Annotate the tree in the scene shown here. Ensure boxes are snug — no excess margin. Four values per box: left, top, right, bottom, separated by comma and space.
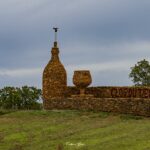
0, 86, 42, 110
129, 59, 150, 86
0, 87, 17, 109
20, 86, 41, 109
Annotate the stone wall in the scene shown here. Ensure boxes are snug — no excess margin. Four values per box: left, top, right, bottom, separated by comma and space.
67, 86, 150, 98
43, 86, 150, 116
44, 97, 150, 117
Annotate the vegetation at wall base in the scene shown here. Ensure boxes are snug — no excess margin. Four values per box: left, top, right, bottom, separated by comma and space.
0, 110, 150, 150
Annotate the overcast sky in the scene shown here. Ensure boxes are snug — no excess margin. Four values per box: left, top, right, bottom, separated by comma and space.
0, 0, 150, 88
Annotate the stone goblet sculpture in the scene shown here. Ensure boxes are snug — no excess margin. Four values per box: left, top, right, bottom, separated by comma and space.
72, 70, 93, 97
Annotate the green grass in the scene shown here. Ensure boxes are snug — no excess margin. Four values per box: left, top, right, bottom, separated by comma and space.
0, 110, 150, 150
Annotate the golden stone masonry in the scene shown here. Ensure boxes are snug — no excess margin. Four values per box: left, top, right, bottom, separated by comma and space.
42, 28, 150, 116
42, 28, 67, 108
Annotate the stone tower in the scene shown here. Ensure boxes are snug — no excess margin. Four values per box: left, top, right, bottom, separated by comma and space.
42, 28, 67, 108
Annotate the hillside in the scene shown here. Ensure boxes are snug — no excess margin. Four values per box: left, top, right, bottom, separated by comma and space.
0, 110, 150, 150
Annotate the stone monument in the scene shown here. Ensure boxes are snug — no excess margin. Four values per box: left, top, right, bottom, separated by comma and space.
42, 28, 67, 108
72, 70, 93, 98
42, 28, 150, 117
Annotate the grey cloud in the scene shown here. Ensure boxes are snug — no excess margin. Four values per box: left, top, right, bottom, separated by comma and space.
0, 0, 150, 87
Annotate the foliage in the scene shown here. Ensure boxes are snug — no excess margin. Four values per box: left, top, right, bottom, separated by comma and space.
129, 59, 150, 86
120, 114, 143, 120
0, 86, 42, 110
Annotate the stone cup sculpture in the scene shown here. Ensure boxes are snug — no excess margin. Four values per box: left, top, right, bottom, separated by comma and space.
73, 70, 92, 97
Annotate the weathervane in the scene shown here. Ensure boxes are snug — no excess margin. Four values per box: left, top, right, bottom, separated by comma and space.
53, 27, 58, 42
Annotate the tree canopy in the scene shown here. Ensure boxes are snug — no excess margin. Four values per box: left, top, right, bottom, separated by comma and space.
129, 59, 150, 86
0, 86, 42, 110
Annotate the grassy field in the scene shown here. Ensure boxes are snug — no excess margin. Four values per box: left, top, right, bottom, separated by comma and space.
0, 110, 150, 150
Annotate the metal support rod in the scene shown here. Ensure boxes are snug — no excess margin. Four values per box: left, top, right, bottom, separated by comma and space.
53, 27, 58, 42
